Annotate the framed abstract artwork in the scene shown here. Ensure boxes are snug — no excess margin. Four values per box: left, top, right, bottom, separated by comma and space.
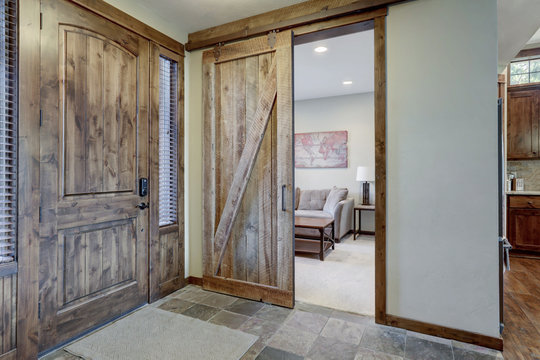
295, 131, 348, 168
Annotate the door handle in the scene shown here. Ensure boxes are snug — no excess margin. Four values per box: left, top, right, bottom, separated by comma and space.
282, 185, 286, 211
136, 202, 149, 210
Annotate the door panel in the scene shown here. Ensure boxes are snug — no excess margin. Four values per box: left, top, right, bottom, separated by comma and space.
202, 32, 294, 307
507, 89, 539, 159
62, 28, 137, 195
58, 219, 136, 306
508, 208, 540, 252
39, 0, 149, 350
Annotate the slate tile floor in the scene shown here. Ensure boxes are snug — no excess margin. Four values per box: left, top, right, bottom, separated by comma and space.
42, 285, 504, 360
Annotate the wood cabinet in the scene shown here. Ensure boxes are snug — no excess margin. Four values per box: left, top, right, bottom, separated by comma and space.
507, 86, 540, 159
507, 195, 540, 252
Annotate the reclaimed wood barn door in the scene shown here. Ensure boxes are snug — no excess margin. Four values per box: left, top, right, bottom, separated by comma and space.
39, 0, 150, 349
202, 31, 294, 307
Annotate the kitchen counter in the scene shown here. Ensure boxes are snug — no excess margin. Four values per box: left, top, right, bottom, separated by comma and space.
507, 191, 540, 196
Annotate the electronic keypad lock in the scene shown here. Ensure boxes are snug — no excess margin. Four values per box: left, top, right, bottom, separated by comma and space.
139, 178, 148, 197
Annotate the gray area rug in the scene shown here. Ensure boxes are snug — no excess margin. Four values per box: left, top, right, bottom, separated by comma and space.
65, 306, 258, 360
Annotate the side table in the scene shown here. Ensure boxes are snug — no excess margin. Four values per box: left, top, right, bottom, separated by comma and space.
354, 204, 375, 240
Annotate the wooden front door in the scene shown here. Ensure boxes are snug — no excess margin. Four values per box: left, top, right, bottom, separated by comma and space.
39, 0, 150, 350
202, 32, 294, 307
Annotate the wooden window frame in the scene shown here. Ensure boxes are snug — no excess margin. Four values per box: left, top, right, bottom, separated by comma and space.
508, 57, 540, 87
149, 43, 185, 302
157, 53, 180, 228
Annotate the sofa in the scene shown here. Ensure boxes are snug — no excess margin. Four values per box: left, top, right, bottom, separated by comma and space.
294, 187, 354, 241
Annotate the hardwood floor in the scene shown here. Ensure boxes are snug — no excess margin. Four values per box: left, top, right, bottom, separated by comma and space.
503, 255, 540, 359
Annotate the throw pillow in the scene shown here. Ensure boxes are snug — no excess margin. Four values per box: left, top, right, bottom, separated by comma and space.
323, 187, 348, 214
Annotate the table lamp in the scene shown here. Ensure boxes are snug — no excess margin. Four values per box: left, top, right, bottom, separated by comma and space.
356, 166, 374, 205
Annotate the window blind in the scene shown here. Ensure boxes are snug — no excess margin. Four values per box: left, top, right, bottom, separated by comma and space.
158, 56, 178, 227
0, 0, 17, 263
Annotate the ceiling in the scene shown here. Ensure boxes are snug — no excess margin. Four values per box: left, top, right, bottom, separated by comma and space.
294, 30, 374, 101
498, 0, 540, 71
125, 0, 306, 35
527, 28, 540, 44
524, 27, 540, 48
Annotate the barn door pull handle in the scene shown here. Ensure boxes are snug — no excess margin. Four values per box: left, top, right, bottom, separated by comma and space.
282, 185, 286, 211
136, 202, 149, 210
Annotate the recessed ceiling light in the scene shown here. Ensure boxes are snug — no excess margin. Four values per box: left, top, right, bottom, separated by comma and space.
342, 80, 353, 85
314, 46, 327, 53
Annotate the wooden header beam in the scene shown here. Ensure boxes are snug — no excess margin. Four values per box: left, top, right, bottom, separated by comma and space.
186, 0, 402, 51
69, 0, 184, 55
516, 47, 540, 58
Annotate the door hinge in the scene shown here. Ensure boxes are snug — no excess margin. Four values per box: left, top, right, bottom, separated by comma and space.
39, 109, 42, 127
267, 30, 277, 49
40, 13, 43, 30
499, 322, 504, 334
39, 206, 42, 222
38, 301, 41, 319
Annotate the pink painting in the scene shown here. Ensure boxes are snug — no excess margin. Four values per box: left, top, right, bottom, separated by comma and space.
295, 131, 348, 168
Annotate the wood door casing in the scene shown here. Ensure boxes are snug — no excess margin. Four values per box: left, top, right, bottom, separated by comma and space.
39, 0, 149, 350
507, 88, 540, 159
202, 32, 294, 307
149, 44, 185, 302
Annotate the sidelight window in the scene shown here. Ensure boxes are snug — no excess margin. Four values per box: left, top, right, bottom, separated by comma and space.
0, 0, 17, 265
158, 56, 178, 227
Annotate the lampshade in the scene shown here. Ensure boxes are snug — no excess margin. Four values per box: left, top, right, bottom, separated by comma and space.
356, 166, 375, 182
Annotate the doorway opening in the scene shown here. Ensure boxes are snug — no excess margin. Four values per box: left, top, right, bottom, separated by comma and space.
293, 23, 376, 316
500, 27, 540, 357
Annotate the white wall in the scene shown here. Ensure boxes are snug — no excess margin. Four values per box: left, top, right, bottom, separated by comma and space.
295, 93, 375, 231
103, 0, 188, 43
387, 0, 499, 337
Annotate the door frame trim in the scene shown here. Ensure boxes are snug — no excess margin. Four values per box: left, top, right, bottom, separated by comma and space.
18, 0, 41, 358
290, 9, 388, 328
67, 0, 183, 55
373, 15, 387, 325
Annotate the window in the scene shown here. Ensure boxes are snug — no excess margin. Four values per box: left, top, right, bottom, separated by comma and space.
0, 0, 17, 264
510, 58, 540, 85
158, 56, 178, 227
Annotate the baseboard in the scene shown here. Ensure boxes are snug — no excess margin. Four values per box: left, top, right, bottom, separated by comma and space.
185, 276, 203, 286
385, 315, 503, 351
509, 250, 540, 259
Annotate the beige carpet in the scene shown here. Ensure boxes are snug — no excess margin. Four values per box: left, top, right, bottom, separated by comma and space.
65, 306, 258, 360
295, 234, 374, 316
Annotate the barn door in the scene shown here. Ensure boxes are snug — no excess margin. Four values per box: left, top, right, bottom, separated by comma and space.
202, 31, 294, 307
39, 0, 150, 350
